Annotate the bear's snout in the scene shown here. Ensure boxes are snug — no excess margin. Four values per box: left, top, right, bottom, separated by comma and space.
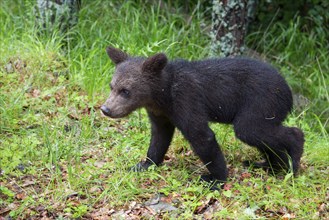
100, 105, 111, 117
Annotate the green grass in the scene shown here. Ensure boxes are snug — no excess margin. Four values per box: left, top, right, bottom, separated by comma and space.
0, 0, 328, 219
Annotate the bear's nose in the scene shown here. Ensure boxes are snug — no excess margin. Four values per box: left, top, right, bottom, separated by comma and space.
100, 105, 111, 117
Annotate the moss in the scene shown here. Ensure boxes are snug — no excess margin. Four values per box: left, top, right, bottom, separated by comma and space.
210, 0, 248, 57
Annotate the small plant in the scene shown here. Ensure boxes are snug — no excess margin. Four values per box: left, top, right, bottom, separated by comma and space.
64, 203, 89, 219
0, 0, 328, 219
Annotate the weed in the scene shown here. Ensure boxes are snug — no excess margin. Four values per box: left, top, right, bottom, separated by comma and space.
0, 0, 328, 219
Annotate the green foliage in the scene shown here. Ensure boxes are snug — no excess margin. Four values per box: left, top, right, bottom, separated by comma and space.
247, 13, 329, 130
0, 186, 15, 204
0, 0, 328, 219
64, 203, 89, 218
253, 0, 329, 34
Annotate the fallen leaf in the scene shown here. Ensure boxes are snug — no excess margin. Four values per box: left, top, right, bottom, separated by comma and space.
81, 106, 92, 115
282, 213, 296, 219
90, 206, 114, 219
31, 89, 41, 98
240, 172, 251, 180
4, 62, 14, 73
0, 208, 11, 216
16, 192, 26, 200
89, 186, 102, 194
129, 201, 137, 209
21, 180, 35, 187
65, 192, 79, 200
68, 107, 80, 120
145, 193, 177, 213
223, 183, 232, 190
14, 58, 26, 70
94, 161, 106, 168
278, 206, 288, 215
194, 198, 217, 214
318, 203, 327, 216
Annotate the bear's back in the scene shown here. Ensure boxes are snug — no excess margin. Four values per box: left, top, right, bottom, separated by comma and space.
165, 57, 292, 123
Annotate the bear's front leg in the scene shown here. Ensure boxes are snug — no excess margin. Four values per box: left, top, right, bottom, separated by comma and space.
131, 112, 175, 172
179, 123, 228, 184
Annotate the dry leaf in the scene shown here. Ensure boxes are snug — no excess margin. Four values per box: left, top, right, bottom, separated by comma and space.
15, 192, 26, 200
282, 213, 296, 219
240, 172, 251, 180
31, 89, 41, 98
223, 183, 232, 190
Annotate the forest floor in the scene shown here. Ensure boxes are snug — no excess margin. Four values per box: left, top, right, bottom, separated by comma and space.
1, 1, 328, 219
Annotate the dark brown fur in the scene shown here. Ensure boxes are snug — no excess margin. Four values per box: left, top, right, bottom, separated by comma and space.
101, 47, 304, 185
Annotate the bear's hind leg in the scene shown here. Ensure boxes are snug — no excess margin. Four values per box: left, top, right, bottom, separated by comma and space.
234, 121, 304, 174
277, 126, 304, 173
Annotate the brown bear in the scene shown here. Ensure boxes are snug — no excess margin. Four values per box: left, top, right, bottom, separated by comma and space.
101, 46, 304, 187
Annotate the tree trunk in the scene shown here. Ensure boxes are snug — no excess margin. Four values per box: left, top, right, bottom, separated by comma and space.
36, 0, 81, 35
211, 0, 255, 57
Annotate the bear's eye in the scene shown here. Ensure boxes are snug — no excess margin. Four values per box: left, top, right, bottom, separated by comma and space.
119, 88, 130, 98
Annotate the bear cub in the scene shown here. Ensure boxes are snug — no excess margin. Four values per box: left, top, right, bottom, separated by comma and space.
101, 46, 304, 185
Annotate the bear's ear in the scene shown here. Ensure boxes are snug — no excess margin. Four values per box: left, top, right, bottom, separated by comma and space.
106, 46, 128, 65
142, 53, 167, 74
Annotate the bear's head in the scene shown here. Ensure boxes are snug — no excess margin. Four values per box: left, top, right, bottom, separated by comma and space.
101, 46, 168, 118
